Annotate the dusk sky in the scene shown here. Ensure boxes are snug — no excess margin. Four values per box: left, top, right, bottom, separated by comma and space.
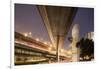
15, 4, 94, 49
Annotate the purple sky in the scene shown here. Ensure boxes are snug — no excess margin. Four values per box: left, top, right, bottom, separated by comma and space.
15, 4, 94, 49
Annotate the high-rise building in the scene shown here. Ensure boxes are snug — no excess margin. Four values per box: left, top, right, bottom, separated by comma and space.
86, 32, 94, 40
72, 24, 80, 62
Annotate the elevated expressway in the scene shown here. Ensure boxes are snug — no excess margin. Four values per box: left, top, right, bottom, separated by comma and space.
15, 32, 71, 65
37, 5, 77, 62
15, 5, 77, 65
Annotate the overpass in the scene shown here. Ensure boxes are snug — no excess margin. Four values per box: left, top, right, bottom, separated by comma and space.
15, 5, 77, 65
15, 32, 71, 65
37, 5, 77, 62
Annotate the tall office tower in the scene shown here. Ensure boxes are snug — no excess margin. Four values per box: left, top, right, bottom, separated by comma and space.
72, 24, 80, 62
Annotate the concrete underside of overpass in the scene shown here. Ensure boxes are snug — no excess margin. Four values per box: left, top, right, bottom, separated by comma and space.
37, 5, 77, 62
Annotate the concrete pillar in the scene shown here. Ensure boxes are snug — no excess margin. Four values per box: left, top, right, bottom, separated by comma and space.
56, 35, 64, 62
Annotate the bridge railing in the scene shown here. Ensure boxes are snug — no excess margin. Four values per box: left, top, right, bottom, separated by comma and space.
15, 39, 49, 52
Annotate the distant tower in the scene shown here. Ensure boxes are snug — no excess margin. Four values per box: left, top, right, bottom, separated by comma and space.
86, 32, 94, 40
72, 24, 80, 62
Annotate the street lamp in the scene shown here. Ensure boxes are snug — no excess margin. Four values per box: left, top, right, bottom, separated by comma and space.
44, 41, 47, 45
61, 49, 64, 53
36, 38, 39, 41
67, 50, 72, 55
80, 57, 83, 60
24, 33, 28, 37
85, 55, 89, 60
48, 47, 52, 52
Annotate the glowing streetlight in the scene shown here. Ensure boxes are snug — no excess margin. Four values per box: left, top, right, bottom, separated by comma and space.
44, 42, 47, 45
85, 55, 89, 60
80, 57, 83, 60
23, 32, 32, 37
36, 38, 39, 41
48, 47, 52, 52
24, 33, 28, 37
50, 44, 52, 47
61, 49, 64, 53
67, 50, 72, 55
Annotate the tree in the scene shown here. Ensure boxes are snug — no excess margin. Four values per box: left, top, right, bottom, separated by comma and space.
76, 38, 94, 61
